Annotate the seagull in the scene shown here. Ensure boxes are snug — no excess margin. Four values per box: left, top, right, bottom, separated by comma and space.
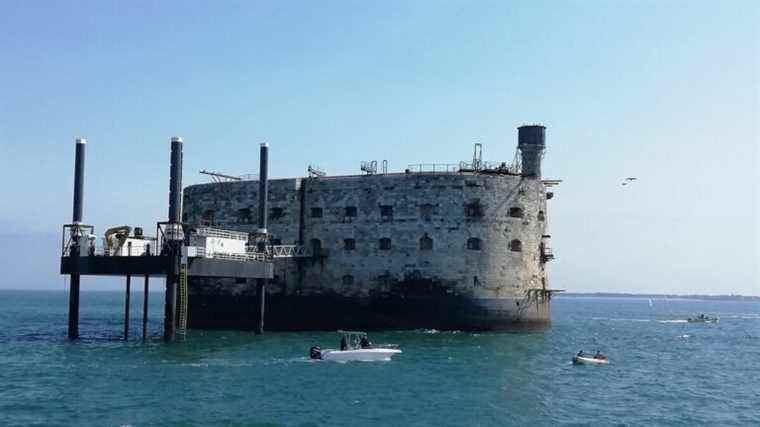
621, 177, 637, 186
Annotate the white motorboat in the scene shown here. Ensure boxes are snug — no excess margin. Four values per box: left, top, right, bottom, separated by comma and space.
320, 348, 402, 362
572, 352, 609, 365
310, 331, 402, 362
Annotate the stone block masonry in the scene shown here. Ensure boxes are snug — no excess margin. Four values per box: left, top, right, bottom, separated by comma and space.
182, 170, 551, 331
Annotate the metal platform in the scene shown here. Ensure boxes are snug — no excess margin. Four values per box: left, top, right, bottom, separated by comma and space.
60, 255, 273, 278
60, 137, 278, 342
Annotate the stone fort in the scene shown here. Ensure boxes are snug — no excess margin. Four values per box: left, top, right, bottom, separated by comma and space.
182, 125, 557, 331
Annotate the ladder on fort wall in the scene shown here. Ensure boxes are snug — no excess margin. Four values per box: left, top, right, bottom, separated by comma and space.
177, 263, 188, 338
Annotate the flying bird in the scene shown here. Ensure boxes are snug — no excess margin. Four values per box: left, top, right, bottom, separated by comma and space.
621, 177, 637, 186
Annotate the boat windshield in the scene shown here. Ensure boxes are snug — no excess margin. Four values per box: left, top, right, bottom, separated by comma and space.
337, 330, 368, 350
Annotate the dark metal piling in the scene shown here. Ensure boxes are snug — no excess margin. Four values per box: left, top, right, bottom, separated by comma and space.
257, 143, 269, 236
124, 243, 132, 340
124, 275, 131, 340
168, 137, 183, 225
255, 143, 269, 335
143, 275, 149, 340
164, 136, 183, 342
68, 137, 86, 340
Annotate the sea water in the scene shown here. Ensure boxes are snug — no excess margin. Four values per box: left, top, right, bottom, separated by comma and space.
0, 291, 758, 426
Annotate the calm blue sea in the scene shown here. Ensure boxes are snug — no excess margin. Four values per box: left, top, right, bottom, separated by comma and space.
0, 290, 758, 426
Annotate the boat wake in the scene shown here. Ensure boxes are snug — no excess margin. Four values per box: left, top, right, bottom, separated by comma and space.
720, 314, 760, 320
658, 320, 688, 324
591, 317, 651, 322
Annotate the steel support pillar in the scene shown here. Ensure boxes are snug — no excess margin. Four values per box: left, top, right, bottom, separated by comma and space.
142, 275, 149, 340
124, 275, 131, 340
68, 137, 86, 340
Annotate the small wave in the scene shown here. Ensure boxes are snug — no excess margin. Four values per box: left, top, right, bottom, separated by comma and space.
376, 343, 400, 349
291, 357, 319, 363
725, 313, 760, 319
184, 363, 208, 368
591, 317, 651, 322
417, 329, 461, 334
719, 315, 760, 320
315, 358, 393, 364
678, 334, 691, 339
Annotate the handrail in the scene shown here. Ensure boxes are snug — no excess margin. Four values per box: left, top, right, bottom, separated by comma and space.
204, 251, 269, 262
264, 245, 308, 258
60, 224, 95, 257
193, 227, 248, 241
406, 163, 460, 173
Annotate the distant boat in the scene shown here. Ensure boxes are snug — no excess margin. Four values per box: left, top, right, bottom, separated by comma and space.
572, 351, 609, 365
687, 314, 719, 324
648, 298, 653, 308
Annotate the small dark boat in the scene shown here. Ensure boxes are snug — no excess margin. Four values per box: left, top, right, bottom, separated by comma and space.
687, 314, 719, 324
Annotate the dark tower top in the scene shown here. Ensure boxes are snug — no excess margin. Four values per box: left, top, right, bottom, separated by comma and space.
517, 125, 546, 179
72, 138, 86, 223
168, 137, 183, 224
257, 143, 269, 235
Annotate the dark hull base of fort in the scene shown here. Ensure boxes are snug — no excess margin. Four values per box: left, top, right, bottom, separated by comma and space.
188, 294, 551, 332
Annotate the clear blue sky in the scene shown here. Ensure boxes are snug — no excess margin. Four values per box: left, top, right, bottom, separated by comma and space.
0, 1, 757, 294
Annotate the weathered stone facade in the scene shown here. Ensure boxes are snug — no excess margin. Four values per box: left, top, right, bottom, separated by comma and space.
183, 169, 553, 331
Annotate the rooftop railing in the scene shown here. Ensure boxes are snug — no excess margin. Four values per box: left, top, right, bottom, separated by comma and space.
406, 163, 461, 173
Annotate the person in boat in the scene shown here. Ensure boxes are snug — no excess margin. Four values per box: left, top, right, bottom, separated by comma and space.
577, 350, 584, 357
594, 350, 606, 360
360, 336, 372, 349
340, 336, 348, 351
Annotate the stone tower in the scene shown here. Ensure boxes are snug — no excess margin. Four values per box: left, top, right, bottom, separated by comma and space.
517, 125, 546, 178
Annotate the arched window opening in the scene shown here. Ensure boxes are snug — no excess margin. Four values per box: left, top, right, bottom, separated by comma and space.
465, 199, 483, 218
270, 207, 285, 220
509, 207, 524, 218
419, 203, 434, 222
379, 238, 392, 250
311, 207, 323, 218
380, 205, 393, 221
345, 206, 357, 217
509, 239, 522, 252
310, 238, 322, 256
419, 234, 433, 251
467, 237, 482, 250
202, 209, 216, 226
237, 207, 252, 224
344, 238, 356, 250
538, 210, 545, 221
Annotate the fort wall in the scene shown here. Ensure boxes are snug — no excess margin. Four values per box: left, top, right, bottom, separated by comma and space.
183, 171, 550, 329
